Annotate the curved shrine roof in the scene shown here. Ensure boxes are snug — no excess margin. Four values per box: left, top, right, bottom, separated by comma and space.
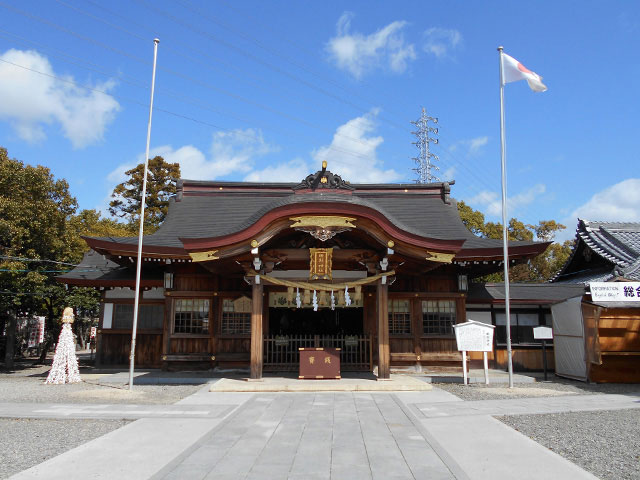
85, 171, 545, 260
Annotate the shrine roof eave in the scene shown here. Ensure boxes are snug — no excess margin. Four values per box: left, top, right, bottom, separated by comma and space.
56, 277, 162, 288
455, 242, 551, 261
177, 202, 465, 253
82, 236, 189, 258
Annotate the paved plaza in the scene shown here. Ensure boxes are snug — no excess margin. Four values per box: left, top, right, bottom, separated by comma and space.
6, 375, 639, 479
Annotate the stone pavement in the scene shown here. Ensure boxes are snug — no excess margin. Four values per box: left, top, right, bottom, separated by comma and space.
9, 381, 640, 479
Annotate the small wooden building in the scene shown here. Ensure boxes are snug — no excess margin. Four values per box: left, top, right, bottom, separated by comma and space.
59, 165, 549, 379
552, 219, 640, 383
466, 283, 585, 371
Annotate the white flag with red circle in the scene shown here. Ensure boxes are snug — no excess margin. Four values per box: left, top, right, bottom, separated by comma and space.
501, 53, 547, 92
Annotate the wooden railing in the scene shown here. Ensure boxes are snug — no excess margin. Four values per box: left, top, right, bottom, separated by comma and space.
264, 334, 372, 371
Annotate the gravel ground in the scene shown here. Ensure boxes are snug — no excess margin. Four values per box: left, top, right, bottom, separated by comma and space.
434, 377, 640, 401
0, 365, 203, 404
499, 410, 640, 480
0, 418, 130, 479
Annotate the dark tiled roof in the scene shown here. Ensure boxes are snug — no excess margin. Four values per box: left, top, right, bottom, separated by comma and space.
89, 178, 539, 253
56, 250, 161, 286
553, 219, 640, 283
468, 282, 585, 303
577, 220, 640, 267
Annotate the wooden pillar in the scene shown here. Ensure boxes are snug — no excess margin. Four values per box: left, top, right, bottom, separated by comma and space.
377, 280, 390, 379
250, 280, 264, 380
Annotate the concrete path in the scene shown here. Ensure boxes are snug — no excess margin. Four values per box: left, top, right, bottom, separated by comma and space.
10, 383, 639, 479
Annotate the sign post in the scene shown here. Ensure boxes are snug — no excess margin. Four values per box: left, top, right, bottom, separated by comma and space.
533, 326, 553, 381
453, 320, 495, 385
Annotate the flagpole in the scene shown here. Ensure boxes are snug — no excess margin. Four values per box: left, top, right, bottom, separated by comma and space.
498, 46, 514, 388
129, 38, 160, 390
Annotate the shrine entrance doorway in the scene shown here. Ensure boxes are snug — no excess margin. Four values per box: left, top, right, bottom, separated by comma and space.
264, 306, 371, 371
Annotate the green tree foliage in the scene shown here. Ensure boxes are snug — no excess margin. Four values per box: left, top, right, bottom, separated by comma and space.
0, 148, 112, 365
0, 148, 81, 365
68, 209, 136, 259
456, 200, 573, 282
109, 156, 181, 232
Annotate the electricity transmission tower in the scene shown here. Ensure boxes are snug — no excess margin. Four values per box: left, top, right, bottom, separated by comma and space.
411, 107, 440, 183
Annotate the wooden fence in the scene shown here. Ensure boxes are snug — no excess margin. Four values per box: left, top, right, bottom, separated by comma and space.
264, 334, 372, 371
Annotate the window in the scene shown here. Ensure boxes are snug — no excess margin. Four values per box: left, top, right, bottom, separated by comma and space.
422, 300, 456, 336
173, 299, 209, 334
112, 304, 163, 329
388, 299, 411, 335
221, 297, 251, 335
495, 311, 545, 345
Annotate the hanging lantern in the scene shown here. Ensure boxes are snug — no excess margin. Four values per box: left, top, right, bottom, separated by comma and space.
330, 290, 335, 310
345, 286, 352, 306
312, 290, 318, 311
296, 287, 302, 308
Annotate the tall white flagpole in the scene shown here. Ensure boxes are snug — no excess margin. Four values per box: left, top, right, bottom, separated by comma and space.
498, 46, 514, 388
129, 38, 160, 390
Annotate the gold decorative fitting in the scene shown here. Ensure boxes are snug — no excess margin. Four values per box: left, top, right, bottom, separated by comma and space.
425, 251, 455, 263
189, 250, 219, 262
250, 239, 259, 248
162, 355, 167, 360
320, 176, 328, 184
322, 160, 327, 169
309, 248, 333, 280
290, 216, 356, 242
211, 356, 216, 361
290, 216, 357, 229
387, 240, 395, 248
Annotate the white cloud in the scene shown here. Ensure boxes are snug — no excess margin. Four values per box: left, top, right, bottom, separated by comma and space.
566, 178, 640, 225
423, 27, 463, 58
102, 113, 398, 217
470, 184, 546, 217
0, 49, 119, 148
442, 166, 456, 182
450, 136, 489, 156
244, 158, 310, 183
313, 110, 400, 183
326, 12, 416, 79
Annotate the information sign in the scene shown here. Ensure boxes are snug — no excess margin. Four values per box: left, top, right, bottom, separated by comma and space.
453, 320, 495, 352
533, 326, 553, 340
590, 282, 640, 302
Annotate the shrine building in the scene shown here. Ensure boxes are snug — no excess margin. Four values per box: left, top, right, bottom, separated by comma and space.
59, 163, 550, 379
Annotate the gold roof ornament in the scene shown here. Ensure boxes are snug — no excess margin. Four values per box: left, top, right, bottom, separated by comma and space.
425, 251, 455, 263
189, 250, 219, 262
290, 216, 356, 242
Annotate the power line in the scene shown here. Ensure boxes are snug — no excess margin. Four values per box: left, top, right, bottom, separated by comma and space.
0, 1, 379, 154
0, 255, 81, 266
0, 56, 376, 165
0, 1, 547, 212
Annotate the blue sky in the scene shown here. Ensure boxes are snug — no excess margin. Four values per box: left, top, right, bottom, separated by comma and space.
1, 0, 639, 242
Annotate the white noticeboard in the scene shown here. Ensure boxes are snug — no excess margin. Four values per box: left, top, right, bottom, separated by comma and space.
453, 320, 495, 352
453, 320, 495, 386
533, 326, 553, 340
590, 282, 640, 302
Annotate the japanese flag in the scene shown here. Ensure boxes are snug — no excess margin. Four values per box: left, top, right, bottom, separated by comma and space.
501, 53, 547, 92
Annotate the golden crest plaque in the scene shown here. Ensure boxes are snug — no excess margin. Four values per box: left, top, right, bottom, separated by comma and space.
309, 248, 333, 280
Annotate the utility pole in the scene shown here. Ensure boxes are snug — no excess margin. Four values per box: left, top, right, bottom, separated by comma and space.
411, 107, 440, 183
